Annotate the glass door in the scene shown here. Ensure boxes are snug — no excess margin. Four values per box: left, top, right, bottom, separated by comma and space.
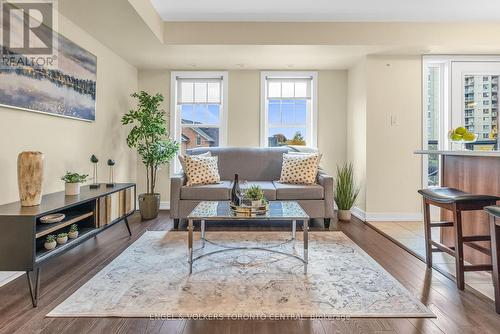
451, 62, 500, 151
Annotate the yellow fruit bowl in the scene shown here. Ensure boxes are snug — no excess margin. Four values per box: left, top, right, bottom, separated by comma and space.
448, 127, 478, 143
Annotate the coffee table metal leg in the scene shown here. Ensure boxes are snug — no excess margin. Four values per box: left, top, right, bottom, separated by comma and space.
201, 219, 206, 247
304, 219, 309, 274
188, 219, 193, 274
292, 220, 296, 240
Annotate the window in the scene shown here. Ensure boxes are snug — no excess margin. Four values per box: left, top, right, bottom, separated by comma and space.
260, 72, 317, 147
460, 73, 498, 147
170, 72, 228, 173
424, 64, 442, 186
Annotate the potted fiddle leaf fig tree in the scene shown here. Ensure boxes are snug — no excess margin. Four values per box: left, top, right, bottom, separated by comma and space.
122, 91, 179, 220
334, 163, 360, 221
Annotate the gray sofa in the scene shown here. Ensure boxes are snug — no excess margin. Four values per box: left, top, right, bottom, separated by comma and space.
170, 147, 334, 229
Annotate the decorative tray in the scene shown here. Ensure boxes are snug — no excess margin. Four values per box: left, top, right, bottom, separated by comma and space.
230, 202, 269, 216
39, 213, 65, 224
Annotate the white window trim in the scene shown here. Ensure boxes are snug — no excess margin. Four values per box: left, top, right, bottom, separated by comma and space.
421, 58, 448, 188
260, 71, 318, 148
170, 71, 229, 175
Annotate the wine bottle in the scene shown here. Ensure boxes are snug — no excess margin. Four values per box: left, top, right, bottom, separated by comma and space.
231, 173, 241, 205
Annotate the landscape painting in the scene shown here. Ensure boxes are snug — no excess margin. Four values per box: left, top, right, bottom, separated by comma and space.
0, 25, 97, 121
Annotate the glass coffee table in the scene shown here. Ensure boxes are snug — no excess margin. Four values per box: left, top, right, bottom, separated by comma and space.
186, 201, 310, 274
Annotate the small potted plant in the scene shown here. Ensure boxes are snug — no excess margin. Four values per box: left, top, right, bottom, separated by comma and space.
56, 232, 68, 245
44, 235, 57, 250
68, 224, 79, 239
61, 172, 88, 195
245, 185, 265, 207
334, 163, 360, 221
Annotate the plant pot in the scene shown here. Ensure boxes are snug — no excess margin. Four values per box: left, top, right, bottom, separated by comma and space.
57, 236, 68, 245
338, 209, 352, 221
139, 193, 160, 220
65, 182, 80, 196
44, 241, 56, 250
251, 200, 263, 207
68, 231, 79, 239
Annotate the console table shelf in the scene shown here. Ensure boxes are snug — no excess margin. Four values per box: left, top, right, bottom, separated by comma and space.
35, 211, 94, 238
36, 227, 96, 262
0, 183, 136, 307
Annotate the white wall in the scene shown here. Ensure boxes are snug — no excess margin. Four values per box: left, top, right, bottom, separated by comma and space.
347, 60, 367, 212
0, 14, 138, 206
0, 12, 138, 287
348, 55, 423, 221
137, 69, 348, 204
365, 56, 422, 219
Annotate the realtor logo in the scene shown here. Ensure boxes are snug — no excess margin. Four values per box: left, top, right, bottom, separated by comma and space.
1, 0, 57, 67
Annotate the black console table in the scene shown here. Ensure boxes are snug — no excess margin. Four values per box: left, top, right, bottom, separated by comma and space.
0, 183, 136, 307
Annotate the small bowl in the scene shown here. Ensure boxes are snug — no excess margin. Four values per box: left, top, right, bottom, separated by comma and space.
40, 213, 65, 224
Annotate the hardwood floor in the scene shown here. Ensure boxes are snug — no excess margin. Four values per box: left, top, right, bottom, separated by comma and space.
0, 211, 499, 333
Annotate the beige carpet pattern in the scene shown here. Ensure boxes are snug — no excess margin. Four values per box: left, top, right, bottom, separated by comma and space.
48, 231, 434, 318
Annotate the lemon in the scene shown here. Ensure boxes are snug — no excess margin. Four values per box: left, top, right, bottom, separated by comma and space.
451, 133, 463, 141
454, 127, 467, 135
463, 132, 475, 141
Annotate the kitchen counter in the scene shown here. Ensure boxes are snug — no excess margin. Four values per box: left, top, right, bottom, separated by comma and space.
415, 150, 500, 265
415, 149, 500, 157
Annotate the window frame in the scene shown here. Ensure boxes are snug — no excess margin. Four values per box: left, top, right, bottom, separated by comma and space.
260, 71, 318, 148
170, 71, 228, 174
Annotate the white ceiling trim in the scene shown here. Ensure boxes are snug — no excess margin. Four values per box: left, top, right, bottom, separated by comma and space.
150, 0, 500, 22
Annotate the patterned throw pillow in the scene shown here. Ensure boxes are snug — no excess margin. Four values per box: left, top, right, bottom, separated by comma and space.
178, 151, 211, 172
279, 153, 319, 185
184, 155, 221, 186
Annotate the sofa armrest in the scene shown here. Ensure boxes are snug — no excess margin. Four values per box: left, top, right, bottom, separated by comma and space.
317, 169, 335, 218
170, 173, 186, 219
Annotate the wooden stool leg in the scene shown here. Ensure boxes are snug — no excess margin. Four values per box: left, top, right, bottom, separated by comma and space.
490, 215, 500, 314
453, 207, 465, 290
423, 200, 433, 269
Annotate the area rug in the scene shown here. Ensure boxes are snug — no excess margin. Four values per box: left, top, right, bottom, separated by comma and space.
47, 231, 434, 318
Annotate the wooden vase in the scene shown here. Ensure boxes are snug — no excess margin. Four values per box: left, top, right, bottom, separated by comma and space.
17, 151, 44, 206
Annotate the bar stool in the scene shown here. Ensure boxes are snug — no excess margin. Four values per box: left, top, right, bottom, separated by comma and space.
485, 206, 500, 314
418, 187, 499, 290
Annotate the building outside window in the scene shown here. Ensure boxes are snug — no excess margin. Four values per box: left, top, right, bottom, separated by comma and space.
463, 74, 498, 148
424, 65, 441, 186
170, 72, 228, 173
260, 72, 317, 147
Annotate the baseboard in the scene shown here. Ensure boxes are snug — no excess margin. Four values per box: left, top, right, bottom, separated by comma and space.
351, 206, 366, 221
159, 201, 170, 210
350, 207, 422, 222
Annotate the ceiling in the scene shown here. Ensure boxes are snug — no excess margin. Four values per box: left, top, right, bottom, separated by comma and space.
58, 0, 500, 70
132, 45, 401, 70
150, 0, 500, 22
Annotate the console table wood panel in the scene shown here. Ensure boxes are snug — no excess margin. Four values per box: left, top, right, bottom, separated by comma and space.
0, 183, 136, 307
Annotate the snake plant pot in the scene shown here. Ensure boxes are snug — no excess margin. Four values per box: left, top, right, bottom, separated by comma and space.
44, 241, 56, 250
139, 193, 160, 220
65, 182, 80, 196
338, 209, 352, 221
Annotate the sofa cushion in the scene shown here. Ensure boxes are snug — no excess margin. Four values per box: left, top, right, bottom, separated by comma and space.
181, 181, 232, 200
178, 151, 211, 172
279, 153, 320, 185
273, 181, 324, 200
184, 155, 221, 186
241, 181, 277, 200
187, 147, 289, 181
